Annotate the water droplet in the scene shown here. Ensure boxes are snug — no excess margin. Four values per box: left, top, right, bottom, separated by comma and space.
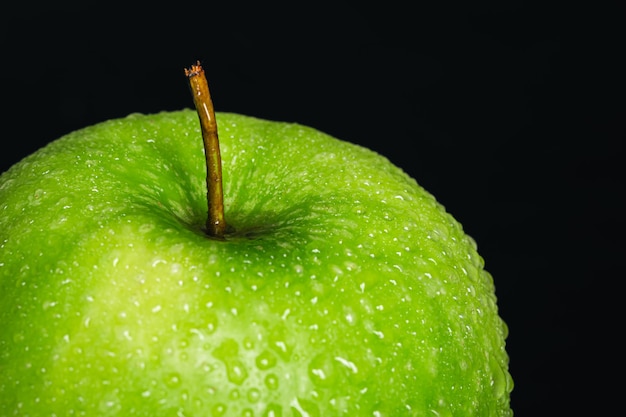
164, 372, 182, 388
241, 408, 254, 417
429, 404, 453, 417
290, 397, 320, 417
334, 356, 358, 374
262, 403, 282, 417
308, 354, 336, 387
265, 374, 279, 390
139, 223, 155, 233
180, 389, 190, 402
255, 351, 277, 370
490, 356, 512, 399
268, 326, 292, 361
227, 361, 247, 385
213, 339, 248, 385
212, 403, 227, 416
243, 337, 254, 350
247, 388, 261, 403
205, 313, 218, 334
229, 388, 240, 400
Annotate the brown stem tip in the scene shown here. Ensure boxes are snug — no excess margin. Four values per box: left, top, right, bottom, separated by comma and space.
185, 61, 227, 238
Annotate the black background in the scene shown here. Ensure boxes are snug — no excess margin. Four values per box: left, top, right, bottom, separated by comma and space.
1, 2, 624, 415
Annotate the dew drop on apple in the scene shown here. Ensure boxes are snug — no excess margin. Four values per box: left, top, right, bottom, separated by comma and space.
205, 385, 217, 396
164, 372, 182, 388
264, 373, 279, 390
269, 339, 291, 361
255, 350, 277, 370
213, 339, 248, 385
193, 398, 204, 409
211, 403, 227, 416
225, 360, 248, 385
263, 403, 282, 416
228, 388, 240, 400
429, 404, 453, 417
290, 397, 320, 417
243, 337, 254, 350
204, 312, 218, 334
247, 387, 261, 403
138, 223, 155, 234
490, 356, 511, 400
308, 353, 337, 387
199, 361, 214, 374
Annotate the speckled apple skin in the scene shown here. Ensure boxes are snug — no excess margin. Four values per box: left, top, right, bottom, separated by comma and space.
0, 111, 513, 416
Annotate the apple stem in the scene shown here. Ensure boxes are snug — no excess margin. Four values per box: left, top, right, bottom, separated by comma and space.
185, 61, 227, 238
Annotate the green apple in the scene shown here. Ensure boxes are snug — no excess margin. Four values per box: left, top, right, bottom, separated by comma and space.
0, 70, 513, 416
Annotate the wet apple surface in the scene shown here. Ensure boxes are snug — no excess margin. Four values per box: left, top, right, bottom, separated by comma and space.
0, 110, 513, 416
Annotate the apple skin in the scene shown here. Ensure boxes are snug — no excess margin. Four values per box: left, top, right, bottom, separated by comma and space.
0, 110, 513, 416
